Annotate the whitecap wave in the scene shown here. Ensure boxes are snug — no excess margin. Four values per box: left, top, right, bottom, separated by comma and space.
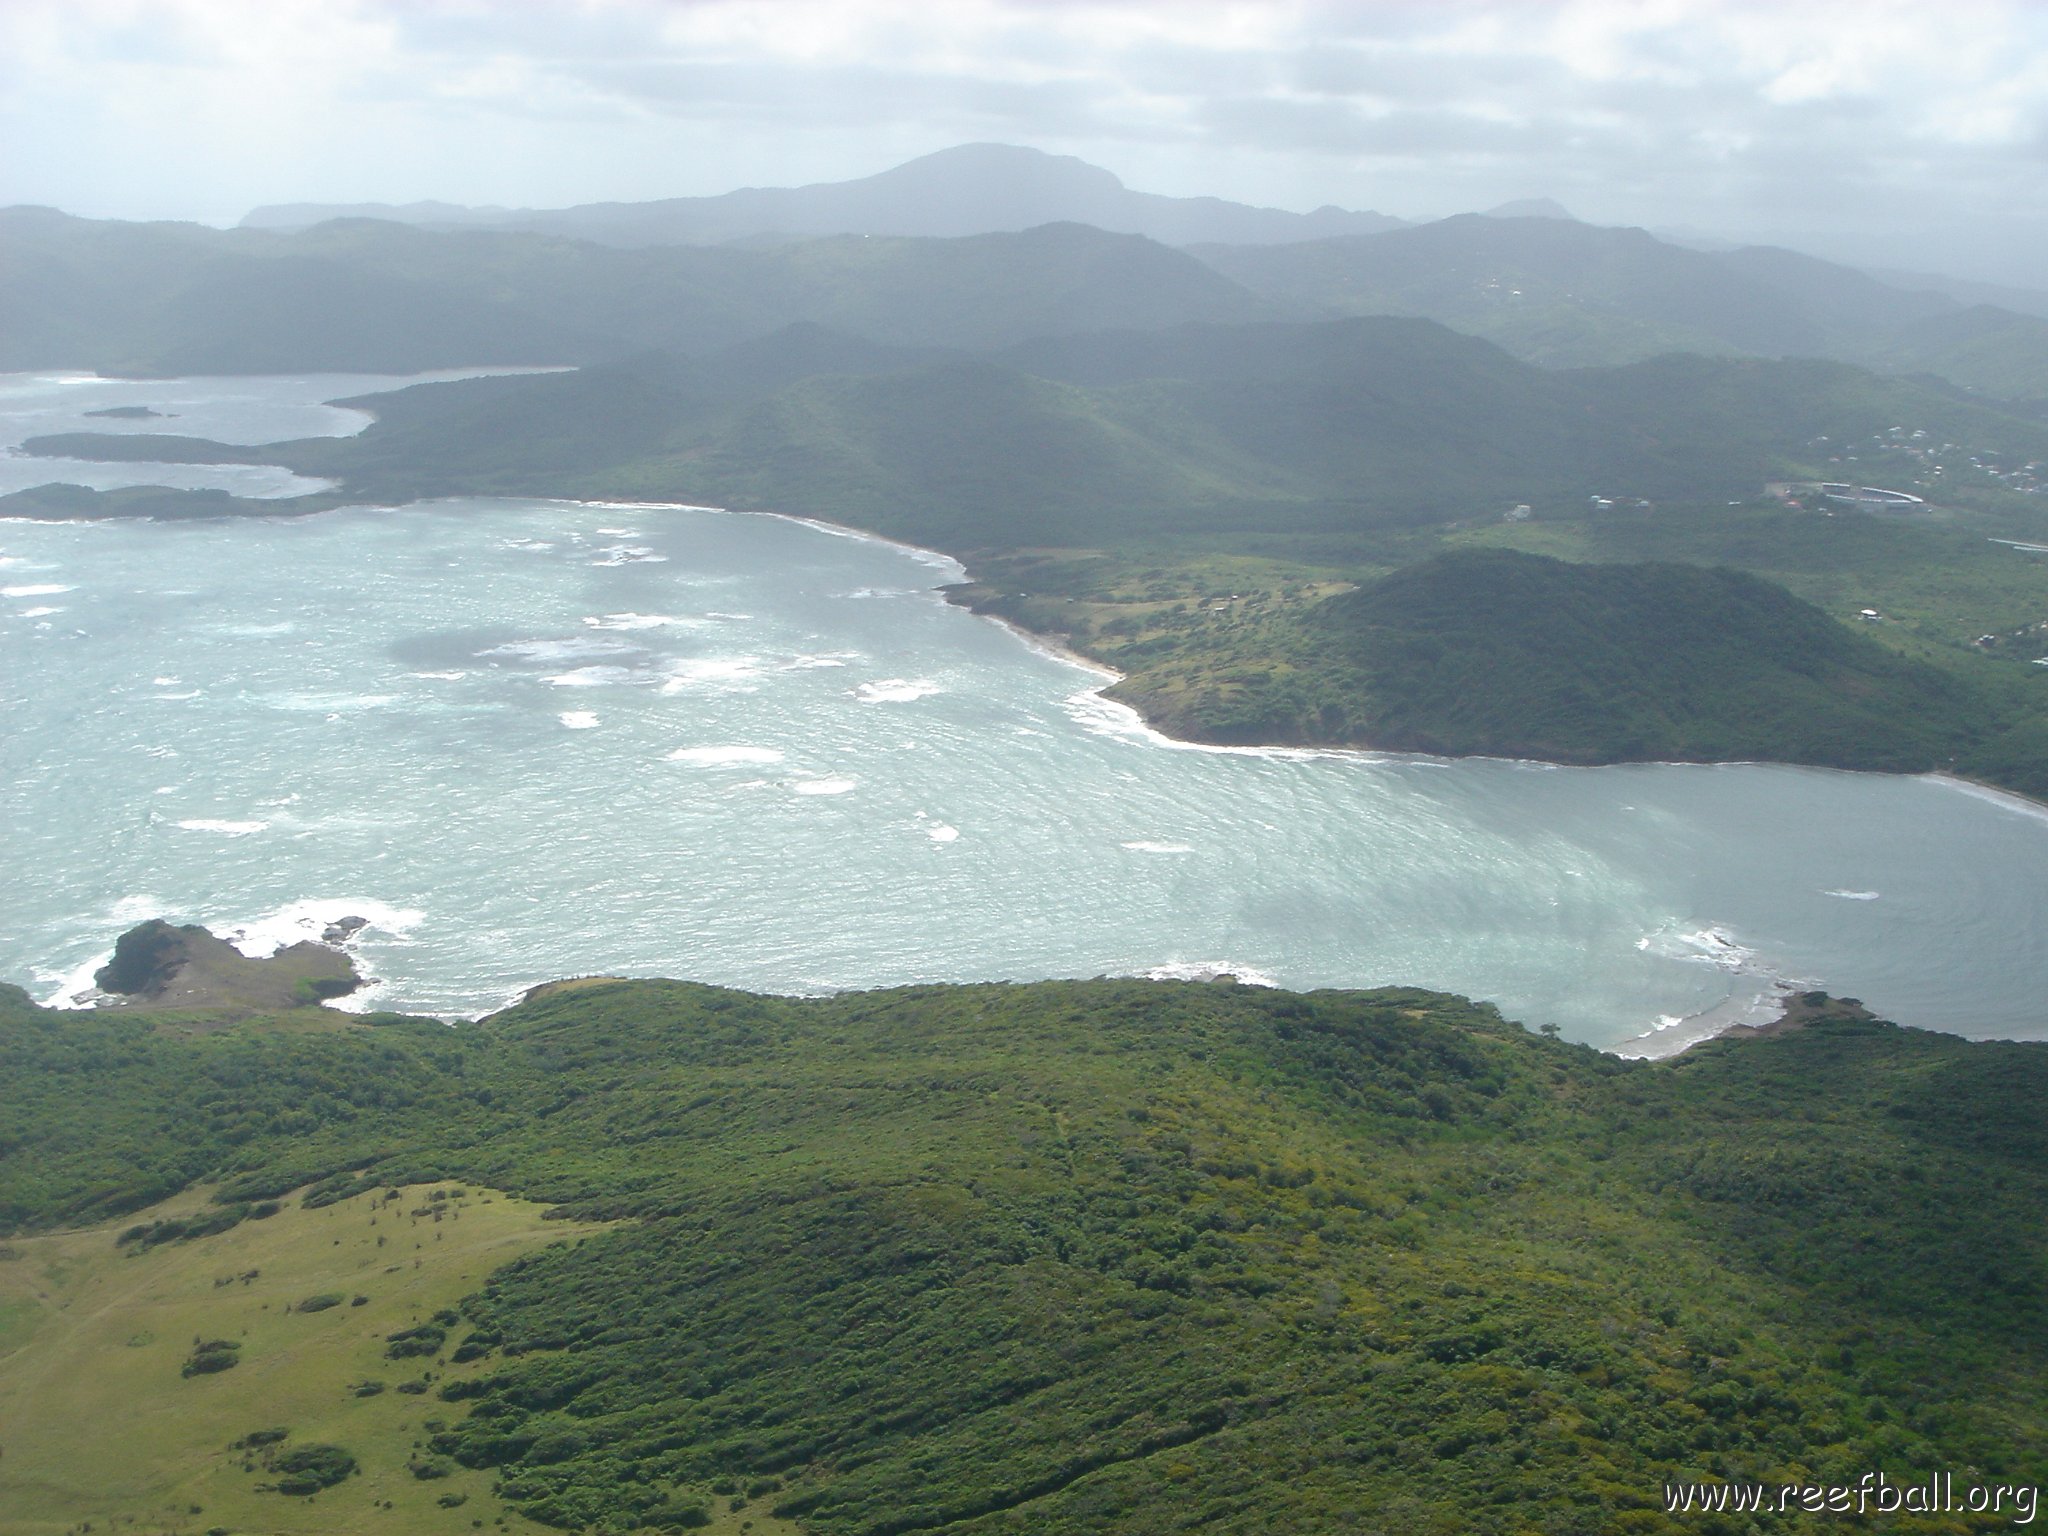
858, 678, 941, 704
262, 691, 398, 712
1121, 841, 1195, 855
1139, 960, 1280, 987
13, 605, 61, 617
927, 824, 960, 843
584, 612, 701, 631
1823, 889, 1881, 901
38, 952, 116, 1009
409, 669, 468, 681
217, 897, 424, 961
667, 745, 785, 766
661, 656, 762, 691
559, 711, 600, 729
481, 636, 643, 663
542, 666, 645, 688
593, 545, 667, 566
1634, 923, 1758, 973
4, 583, 74, 597
174, 818, 268, 836
793, 777, 857, 796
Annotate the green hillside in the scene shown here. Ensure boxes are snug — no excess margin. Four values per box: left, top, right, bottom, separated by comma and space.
1302, 548, 1987, 766
61, 315, 2035, 537
1874, 305, 2048, 406
2, 972, 2045, 1534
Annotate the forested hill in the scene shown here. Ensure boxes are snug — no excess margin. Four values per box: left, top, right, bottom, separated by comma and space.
1295, 548, 1994, 767
1, 973, 2045, 1533
35, 318, 2045, 544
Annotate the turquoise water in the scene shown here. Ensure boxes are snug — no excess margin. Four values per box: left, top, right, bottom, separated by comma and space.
5, 372, 2046, 1051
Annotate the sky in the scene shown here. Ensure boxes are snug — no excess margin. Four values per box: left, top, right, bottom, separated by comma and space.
4, 0, 2046, 286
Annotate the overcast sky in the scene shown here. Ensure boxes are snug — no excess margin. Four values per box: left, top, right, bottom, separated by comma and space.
5, 0, 2046, 285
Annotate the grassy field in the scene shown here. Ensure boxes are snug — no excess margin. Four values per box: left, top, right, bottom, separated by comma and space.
0, 1184, 745, 1536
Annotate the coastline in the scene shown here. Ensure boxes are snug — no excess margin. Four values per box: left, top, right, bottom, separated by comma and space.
1927, 769, 2048, 818
15, 486, 2047, 1056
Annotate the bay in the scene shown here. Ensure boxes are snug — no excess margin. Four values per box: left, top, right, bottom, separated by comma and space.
4, 372, 2045, 1052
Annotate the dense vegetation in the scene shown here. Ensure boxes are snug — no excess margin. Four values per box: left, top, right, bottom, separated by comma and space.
1296, 549, 1995, 766
38, 318, 2048, 540
2, 974, 2045, 1532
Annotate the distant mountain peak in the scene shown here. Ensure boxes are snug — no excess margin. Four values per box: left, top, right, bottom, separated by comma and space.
878, 142, 1128, 190
1481, 197, 1578, 222
240, 145, 1406, 250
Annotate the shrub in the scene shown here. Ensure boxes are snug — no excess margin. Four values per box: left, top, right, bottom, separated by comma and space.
385, 1323, 446, 1359
182, 1340, 241, 1377
268, 1443, 357, 1496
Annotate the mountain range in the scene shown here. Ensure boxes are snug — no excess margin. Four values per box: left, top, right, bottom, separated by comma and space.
12, 143, 2048, 404
238, 142, 1411, 248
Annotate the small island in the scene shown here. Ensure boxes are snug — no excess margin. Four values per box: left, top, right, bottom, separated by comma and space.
92, 917, 363, 1014
82, 405, 173, 420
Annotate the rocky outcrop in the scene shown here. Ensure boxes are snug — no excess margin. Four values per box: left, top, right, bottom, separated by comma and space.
94, 919, 362, 1013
